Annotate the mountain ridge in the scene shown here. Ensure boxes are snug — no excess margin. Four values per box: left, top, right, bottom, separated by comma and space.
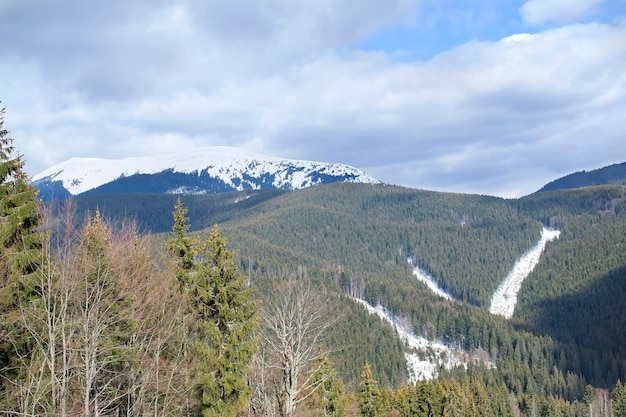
32, 146, 380, 200
537, 162, 626, 193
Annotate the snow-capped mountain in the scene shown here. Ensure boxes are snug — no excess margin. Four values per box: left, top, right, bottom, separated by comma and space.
32, 146, 380, 200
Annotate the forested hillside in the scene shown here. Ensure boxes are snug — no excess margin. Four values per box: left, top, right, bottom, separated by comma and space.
14, 105, 623, 416
47, 189, 286, 233
514, 186, 626, 386
81, 184, 541, 307
538, 162, 626, 192
64, 182, 626, 399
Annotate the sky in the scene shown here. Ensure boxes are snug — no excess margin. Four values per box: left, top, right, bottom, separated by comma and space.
1, 0, 625, 198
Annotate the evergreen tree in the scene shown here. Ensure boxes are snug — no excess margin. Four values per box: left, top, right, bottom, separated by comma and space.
493, 384, 515, 417
0, 105, 44, 399
583, 385, 595, 417
415, 380, 444, 417
393, 384, 412, 416
167, 197, 196, 289
358, 361, 383, 417
471, 379, 493, 417
0, 105, 43, 299
441, 377, 467, 417
309, 351, 346, 417
189, 223, 258, 416
614, 381, 626, 417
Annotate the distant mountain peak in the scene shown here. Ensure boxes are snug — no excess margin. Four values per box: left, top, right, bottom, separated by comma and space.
32, 146, 380, 200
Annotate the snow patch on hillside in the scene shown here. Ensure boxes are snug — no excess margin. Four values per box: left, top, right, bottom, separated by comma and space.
408, 258, 457, 301
352, 298, 494, 382
489, 228, 561, 319
32, 146, 380, 195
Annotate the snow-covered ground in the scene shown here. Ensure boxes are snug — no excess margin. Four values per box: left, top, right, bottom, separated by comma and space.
350, 227, 561, 380
489, 228, 561, 319
32, 146, 380, 195
408, 258, 457, 301
352, 298, 493, 382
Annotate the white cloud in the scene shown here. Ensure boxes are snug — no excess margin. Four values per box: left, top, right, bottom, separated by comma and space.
1, 1, 625, 197
520, 0, 606, 26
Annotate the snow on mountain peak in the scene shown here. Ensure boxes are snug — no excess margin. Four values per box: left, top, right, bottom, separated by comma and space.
32, 146, 380, 196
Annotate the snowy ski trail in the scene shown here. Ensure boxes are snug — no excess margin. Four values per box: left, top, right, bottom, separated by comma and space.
489, 228, 560, 319
352, 298, 493, 382
408, 258, 457, 301
347, 226, 560, 382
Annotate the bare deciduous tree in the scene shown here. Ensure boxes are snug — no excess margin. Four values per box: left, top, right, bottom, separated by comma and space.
258, 280, 336, 417
5, 206, 192, 416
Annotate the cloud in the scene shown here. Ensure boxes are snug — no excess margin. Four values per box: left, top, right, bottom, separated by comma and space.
520, 0, 606, 26
0, 0, 418, 100
1, 1, 625, 197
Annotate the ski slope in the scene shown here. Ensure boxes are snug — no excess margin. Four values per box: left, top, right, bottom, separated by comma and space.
489, 228, 561, 319
352, 298, 493, 382
408, 258, 457, 301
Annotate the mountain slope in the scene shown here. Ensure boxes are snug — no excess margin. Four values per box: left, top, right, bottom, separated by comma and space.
514, 186, 626, 383
537, 162, 626, 193
212, 183, 626, 393
42, 181, 626, 393
32, 146, 380, 200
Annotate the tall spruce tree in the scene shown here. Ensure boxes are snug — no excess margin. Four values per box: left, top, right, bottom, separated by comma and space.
309, 351, 345, 417
358, 361, 383, 417
167, 197, 196, 290
193, 224, 257, 416
0, 105, 44, 398
614, 381, 626, 417
584, 384, 595, 417
0, 105, 43, 299
170, 212, 258, 417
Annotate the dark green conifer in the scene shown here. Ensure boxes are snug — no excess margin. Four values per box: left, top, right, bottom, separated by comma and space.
583, 384, 595, 417
0, 106, 44, 397
189, 223, 257, 416
358, 361, 383, 417
310, 351, 346, 417
167, 197, 196, 289
0, 105, 43, 299
613, 381, 626, 417
441, 377, 466, 417
414, 380, 444, 417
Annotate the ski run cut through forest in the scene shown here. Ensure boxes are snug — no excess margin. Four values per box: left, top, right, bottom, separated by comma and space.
489, 228, 561, 318
407, 227, 560, 318
356, 227, 560, 380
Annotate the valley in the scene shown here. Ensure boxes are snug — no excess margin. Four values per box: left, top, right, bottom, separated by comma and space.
3, 0, 625, 412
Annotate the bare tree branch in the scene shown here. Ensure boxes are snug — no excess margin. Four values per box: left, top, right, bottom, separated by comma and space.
259, 279, 336, 417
